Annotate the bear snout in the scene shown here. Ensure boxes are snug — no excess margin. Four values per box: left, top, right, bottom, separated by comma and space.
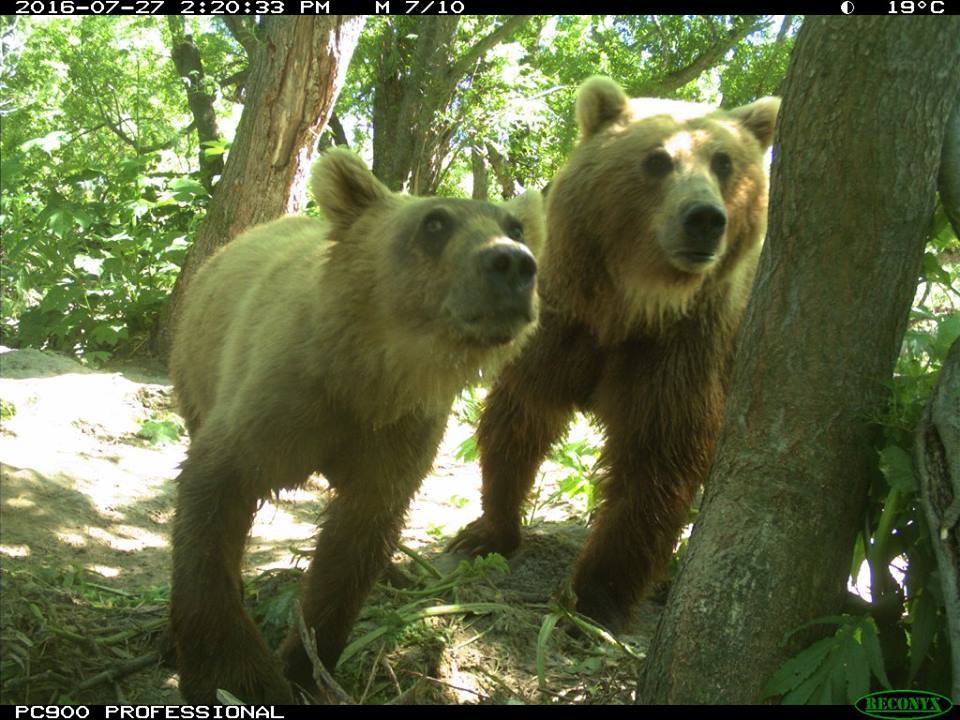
478, 242, 537, 293
679, 202, 727, 261
447, 242, 538, 346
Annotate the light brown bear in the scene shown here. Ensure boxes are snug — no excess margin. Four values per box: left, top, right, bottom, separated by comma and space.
449, 77, 780, 631
168, 148, 544, 703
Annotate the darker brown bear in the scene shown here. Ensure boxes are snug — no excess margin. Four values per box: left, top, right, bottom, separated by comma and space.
168, 148, 544, 703
449, 77, 781, 631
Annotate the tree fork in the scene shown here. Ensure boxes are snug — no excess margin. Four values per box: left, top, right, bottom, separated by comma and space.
638, 17, 960, 704
154, 16, 365, 361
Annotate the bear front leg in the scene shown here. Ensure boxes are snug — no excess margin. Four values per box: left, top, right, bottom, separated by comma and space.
170, 449, 294, 704
279, 415, 444, 695
448, 314, 599, 558
570, 433, 707, 633
279, 485, 415, 692
448, 378, 574, 557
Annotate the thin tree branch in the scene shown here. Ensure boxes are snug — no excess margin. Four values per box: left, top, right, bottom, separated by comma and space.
446, 15, 530, 93
638, 16, 772, 96
222, 16, 260, 62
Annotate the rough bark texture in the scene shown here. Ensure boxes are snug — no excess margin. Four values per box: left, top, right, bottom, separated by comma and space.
638, 17, 960, 704
155, 16, 365, 361
486, 142, 518, 200
915, 336, 960, 700
940, 98, 960, 238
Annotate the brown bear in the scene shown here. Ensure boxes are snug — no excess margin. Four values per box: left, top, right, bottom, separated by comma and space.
449, 77, 781, 631
168, 148, 545, 703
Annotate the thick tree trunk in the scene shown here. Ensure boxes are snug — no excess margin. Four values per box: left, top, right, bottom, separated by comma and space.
638, 17, 960, 704
155, 16, 365, 361
915, 337, 960, 700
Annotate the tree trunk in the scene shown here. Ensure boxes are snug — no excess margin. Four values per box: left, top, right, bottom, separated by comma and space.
486, 142, 518, 200
154, 16, 365, 361
915, 336, 960, 700
370, 16, 530, 194
471, 144, 488, 201
638, 17, 960, 704
167, 17, 223, 192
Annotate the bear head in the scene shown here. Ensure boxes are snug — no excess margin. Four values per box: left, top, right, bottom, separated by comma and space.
311, 148, 544, 352
546, 76, 780, 335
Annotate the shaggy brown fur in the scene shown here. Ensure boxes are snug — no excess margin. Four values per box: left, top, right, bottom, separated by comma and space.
449, 77, 781, 631
168, 148, 544, 703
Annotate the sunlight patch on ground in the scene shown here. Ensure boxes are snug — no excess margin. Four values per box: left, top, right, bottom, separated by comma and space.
0, 544, 31, 557
54, 529, 88, 547
87, 525, 167, 553
87, 564, 121, 578
250, 502, 318, 543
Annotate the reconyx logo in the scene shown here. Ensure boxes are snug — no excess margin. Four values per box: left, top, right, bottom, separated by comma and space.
855, 690, 953, 719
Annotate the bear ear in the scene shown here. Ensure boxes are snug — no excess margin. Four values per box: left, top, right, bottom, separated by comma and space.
311, 148, 391, 230
502, 190, 546, 259
576, 76, 630, 139
728, 96, 781, 149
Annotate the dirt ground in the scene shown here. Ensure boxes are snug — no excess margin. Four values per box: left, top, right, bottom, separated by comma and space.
0, 346, 658, 705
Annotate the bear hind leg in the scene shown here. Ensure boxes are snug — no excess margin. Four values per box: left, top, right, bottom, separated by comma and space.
170, 446, 294, 704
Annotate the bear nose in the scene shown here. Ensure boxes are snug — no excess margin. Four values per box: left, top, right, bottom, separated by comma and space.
682, 203, 727, 255
478, 243, 537, 295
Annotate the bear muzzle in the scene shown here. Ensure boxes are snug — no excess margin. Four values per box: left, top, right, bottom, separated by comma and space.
672, 202, 727, 268
449, 241, 539, 346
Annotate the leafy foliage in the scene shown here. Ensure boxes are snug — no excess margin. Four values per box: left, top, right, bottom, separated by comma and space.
1, 17, 238, 362
764, 616, 890, 704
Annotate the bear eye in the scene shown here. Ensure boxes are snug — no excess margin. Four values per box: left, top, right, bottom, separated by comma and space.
643, 148, 674, 178
711, 152, 733, 181
504, 219, 524, 243
423, 210, 450, 236
418, 208, 454, 257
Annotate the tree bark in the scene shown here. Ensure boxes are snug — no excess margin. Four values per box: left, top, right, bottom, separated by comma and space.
154, 16, 365, 361
167, 17, 224, 192
915, 336, 960, 700
638, 17, 960, 704
486, 142, 518, 200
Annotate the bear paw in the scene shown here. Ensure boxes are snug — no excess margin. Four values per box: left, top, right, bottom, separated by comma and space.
446, 515, 521, 557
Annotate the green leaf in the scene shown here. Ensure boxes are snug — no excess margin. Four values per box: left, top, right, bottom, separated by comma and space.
843, 634, 871, 704
780, 653, 834, 705
764, 636, 837, 698
878, 445, 916, 494
168, 178, 207, 202
859, 618, 891, 689
933, 313, 960, 358
536, 612, 560, 688
908, 592, 937, 681
455, 435, 478, 462
137, 419, 183, 446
